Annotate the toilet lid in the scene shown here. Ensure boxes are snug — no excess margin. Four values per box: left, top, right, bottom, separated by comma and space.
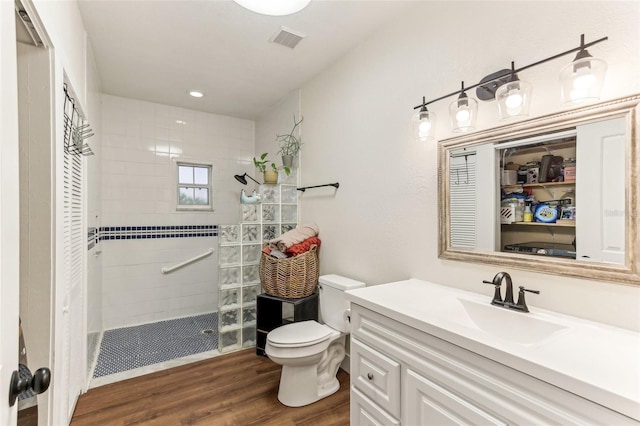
267, 321, 333, 347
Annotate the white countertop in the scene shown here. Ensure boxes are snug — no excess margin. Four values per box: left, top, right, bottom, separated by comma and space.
346, 279, 640, 421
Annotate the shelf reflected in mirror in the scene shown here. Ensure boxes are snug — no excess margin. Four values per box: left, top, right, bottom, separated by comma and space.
438, 94, 640, 284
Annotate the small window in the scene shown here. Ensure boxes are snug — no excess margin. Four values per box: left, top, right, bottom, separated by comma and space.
177, 162, 212, 210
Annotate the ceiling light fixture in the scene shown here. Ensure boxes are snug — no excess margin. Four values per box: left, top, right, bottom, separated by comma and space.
232, 0, 311, 16
411, 33, 608, 139
188, 90, 204, 98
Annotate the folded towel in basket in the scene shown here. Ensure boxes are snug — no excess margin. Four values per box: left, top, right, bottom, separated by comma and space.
269, 223, 319, 252
285, 237, 321, 257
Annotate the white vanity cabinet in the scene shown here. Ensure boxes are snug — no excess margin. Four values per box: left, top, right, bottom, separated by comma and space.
349, 303, 638, 425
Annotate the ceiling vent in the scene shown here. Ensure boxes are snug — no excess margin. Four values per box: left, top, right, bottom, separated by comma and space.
270, 26, 306, 49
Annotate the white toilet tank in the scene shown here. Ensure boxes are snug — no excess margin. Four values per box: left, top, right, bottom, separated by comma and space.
319, 274, 365, 333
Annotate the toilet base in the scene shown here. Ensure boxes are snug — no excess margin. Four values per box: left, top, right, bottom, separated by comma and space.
277, 366, 341, 407
277, 364, 319, 407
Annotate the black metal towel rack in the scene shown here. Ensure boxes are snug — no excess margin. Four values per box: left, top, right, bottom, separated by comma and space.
297, 183, 340, 192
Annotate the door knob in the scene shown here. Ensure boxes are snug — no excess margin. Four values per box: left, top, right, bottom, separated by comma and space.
31, 368, 51, 394
8, 370, 29, 407
8, 365, 51, 407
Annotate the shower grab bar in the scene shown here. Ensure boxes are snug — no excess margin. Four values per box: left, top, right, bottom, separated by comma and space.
161, 248, 214, 275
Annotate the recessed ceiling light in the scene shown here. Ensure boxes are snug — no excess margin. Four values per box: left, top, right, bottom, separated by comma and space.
188, 90, 204, 98
233, 0, 311, 16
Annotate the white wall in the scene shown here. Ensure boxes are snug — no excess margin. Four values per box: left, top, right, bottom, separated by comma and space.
32, 0, 87, 104
299, 1, 640, 331
256, 90, 301, 173
100, 94, 254, 329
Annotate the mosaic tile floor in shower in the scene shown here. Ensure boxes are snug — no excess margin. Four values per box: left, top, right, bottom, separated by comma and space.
93, 312, 218, 377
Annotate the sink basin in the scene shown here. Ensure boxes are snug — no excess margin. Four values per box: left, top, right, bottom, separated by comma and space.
458, 298, 569, 345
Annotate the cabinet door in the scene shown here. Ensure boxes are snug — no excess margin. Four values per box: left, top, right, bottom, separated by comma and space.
404, 369, 506, 426
351, 387, 400, 426
576, 117, 626, 263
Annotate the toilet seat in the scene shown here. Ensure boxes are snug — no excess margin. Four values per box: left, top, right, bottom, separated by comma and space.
267, 321, 333, 348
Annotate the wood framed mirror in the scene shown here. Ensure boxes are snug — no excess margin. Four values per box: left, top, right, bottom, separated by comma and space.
438, 94, 640, 284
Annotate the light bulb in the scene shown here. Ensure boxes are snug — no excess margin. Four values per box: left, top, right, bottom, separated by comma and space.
573, 72, 596, 90
455, 108, 470, 123
505, 91, 523, 109
419, 120, 432, 135
570, 88, 588, 101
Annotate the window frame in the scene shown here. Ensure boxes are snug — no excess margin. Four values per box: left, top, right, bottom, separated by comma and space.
176, 161, 213, 211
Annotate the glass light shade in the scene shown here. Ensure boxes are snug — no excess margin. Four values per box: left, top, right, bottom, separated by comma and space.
233, 0, 311, 16
449, 96, 478, 132
495, 80, 532, 120
560, 56, 607, 105
411, 108, 436, 141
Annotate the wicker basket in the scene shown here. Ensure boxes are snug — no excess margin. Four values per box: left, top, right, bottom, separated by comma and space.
259, 245, 319, 298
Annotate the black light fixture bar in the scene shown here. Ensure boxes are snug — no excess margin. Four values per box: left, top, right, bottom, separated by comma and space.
413, 34, 608, 110
297, 182, 340, 192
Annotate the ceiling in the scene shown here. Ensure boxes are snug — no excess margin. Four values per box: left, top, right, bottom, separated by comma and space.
78, 0, 415, 120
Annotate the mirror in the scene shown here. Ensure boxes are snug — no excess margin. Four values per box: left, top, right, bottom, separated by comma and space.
438, 94, 640, 284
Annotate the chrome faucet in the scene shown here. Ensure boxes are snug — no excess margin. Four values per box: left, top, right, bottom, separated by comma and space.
483, 272, 539, 313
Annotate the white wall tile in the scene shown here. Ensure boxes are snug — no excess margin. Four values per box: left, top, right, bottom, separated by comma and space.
100, 94, 250, 327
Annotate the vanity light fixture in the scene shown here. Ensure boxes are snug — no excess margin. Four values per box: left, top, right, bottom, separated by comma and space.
449, 82, 478, 132
232, 0, 311, 16
559, 34, 607, 105
411, 96, 436, 141
412, 34, 608, 137
495, 62, 532, 120
188, 90, 204, 98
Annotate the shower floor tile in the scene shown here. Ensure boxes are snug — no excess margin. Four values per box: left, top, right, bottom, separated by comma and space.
93, 312, 218, 378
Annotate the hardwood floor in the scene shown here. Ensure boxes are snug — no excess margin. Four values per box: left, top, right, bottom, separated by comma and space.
71, 349, 350, 425
17, 405, 38, 426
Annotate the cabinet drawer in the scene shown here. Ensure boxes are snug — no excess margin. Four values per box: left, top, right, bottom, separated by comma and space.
351, 338, 400, 418
351, 386, 400, 426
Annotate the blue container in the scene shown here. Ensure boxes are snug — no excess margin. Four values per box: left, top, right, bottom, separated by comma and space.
534, 204, 558, 223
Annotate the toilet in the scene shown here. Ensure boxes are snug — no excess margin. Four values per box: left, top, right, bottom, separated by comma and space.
265, 274, 365, 407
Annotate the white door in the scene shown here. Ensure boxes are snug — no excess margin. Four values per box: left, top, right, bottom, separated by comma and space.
0, 0, 21, 424
60, 148, 85, 422
576, 117, 626, 264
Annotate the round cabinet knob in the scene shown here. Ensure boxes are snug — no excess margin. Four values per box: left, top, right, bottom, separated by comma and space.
367, 373, 374, 380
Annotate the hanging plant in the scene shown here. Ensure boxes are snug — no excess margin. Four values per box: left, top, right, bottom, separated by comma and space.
277, 115, 303, 157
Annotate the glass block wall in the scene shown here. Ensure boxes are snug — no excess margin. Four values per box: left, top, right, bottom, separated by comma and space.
217, 171, 298, 352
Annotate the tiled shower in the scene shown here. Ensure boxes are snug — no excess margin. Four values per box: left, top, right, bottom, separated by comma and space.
90, 94, 257, 379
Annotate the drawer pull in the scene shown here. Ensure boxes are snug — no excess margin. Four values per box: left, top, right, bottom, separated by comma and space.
367, 373, 374, 380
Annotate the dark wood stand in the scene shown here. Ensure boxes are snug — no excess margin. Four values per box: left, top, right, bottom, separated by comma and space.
256, 292, 318, 356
